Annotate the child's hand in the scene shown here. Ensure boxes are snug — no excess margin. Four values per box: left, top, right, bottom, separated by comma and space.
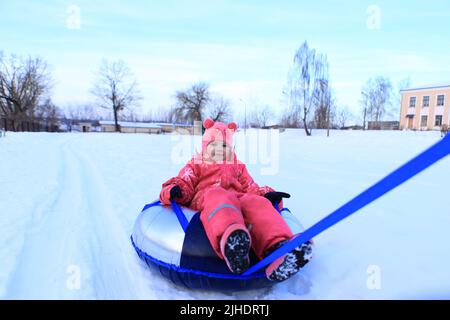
264, 191, 291, 207
170, 185, 183, 200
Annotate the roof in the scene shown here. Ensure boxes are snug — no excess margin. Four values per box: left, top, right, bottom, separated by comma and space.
98, 121, 193, 128
73, 120, 100, 125
99, 121, 161, 129
367, 121, 399, 124
154, 122, 193, 127
400, 82, 450, 92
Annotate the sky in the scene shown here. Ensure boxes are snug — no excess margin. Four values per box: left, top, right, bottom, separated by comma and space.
1, 0, 450, 122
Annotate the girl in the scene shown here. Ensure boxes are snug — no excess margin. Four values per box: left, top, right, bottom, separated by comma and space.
159, 118, 312, 281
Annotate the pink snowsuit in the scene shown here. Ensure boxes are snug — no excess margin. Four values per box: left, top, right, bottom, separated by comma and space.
159, 119, 293, 260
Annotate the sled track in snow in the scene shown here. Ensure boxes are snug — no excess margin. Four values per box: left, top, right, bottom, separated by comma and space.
3, 134, 311, 299
69, 143, 156, 299
4, 136, 155, 299
4, 136, 73, 298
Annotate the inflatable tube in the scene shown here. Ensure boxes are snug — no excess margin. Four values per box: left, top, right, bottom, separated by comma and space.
131, 200, 305, 291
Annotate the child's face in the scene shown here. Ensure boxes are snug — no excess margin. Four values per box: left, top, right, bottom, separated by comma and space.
205, 141, 233, 162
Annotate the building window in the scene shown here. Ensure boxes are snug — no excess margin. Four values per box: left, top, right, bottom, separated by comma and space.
422, 96, 429, 107
409, 97, 416, 108
437, 95, 445, 106
435, 115, 443, 126
421, 115, 428, 127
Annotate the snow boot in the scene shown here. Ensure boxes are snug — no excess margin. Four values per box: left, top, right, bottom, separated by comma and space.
220, 224, 251, 274
265, 238, 313, 282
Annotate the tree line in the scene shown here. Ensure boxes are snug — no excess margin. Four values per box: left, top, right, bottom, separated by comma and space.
0, 52, 233, 132
0, 53, 58, 131
281, 41, 407, 135
1, 44, 407, 134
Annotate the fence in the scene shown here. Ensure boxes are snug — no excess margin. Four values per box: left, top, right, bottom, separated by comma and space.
0, 117, 59, 132
367, 121, 400, 130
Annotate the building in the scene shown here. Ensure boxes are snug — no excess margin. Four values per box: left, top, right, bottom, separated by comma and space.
367, 121, 399, 130
99, 120, 162, 134
76, 121, 98, 132
69, 120, 101, 132
261, 124, 285, 131
400, 83, 450, 130
98, 120, 197, 134
341, 125, 364, 130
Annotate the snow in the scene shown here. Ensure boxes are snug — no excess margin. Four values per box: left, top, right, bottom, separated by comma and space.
0, 129, 449, 299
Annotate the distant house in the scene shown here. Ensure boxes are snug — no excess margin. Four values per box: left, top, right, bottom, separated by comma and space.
98, 120, 196, 134
367, 121, 400, 130
341, 125, 364, 130
400, 82, 450, 130
78, 121, 97, 132
261, 124, 286, 133
261, 124, 282, 129
156, 122, 196, 134
71, 120, 100, 132
99, 120, 162, 134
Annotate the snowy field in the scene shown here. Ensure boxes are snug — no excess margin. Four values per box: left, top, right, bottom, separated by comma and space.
0, 129, 449, 299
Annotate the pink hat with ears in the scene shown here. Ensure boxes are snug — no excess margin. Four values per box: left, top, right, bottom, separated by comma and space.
201, 118, 238, 153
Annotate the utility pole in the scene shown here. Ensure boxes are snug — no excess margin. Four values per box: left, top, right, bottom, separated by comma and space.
240, 98, 247, 135
319, 79, 331, 137
325, 81, 331, 137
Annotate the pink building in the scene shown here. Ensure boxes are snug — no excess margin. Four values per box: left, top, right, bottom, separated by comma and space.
400, 83, 450, 130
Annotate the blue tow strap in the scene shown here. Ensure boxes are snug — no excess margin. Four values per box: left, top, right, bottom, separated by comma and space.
171, 199, 190, 232
243, 134, 450, 276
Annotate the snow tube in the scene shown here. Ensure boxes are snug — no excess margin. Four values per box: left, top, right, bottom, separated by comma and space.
131, 200, 306, 291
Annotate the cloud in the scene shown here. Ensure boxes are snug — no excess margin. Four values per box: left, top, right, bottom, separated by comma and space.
3, 1, 450, 121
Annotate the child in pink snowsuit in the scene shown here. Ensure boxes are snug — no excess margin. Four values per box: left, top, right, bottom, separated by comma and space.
160, 118, 312, 281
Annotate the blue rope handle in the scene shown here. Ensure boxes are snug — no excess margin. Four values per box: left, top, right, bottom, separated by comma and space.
274, 201, 280, 213
141, 199, 189, 232
141, 200, 161, 212
171, 199, 189, 232
243, 134, 450, 276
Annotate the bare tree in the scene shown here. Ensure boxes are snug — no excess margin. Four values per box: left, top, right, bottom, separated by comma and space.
314, 79, 333, 130
173, 82, 210, 124
361, 98, 368, 130
35, 98, 62, 129
260, 105, 275, 128
314, 103, 328, 129
392, 77, 412, 119
206, 95, 232, 122
66, 104, 100, 121
92, 59, 141, 132
360, 76, 393, 129
315, 80, 337, 136
373, 77, 393, 122
326, 92, 336, 136
143, 106, 174, 123
62, 104, 105, 132
336, 105, 352, 129
0, 53, 52, 130
280, 107, 300, 128
249, 105, 275, 128
121, 109, 140, 122
287, 41, 329, 136
280, 88, 300, 128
